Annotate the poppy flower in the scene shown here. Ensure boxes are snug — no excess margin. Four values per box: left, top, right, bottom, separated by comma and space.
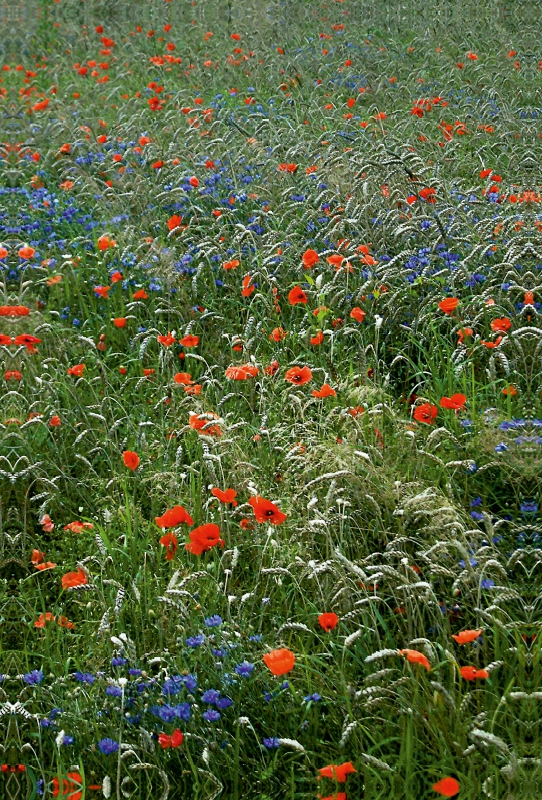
285, 366, 312, 385
167, 214, 182, 231
241, 275, 255, 297
459, 665, 489, 680
63, 521, 93, 533
263, 648, 295, 676
18, 245, 36, 259
350, 307, 366, 322
67, 364, 85, 377
308, 330, 323, 346
61, 568, 88, 590
432, 777, 460, 797
49, 416, 61, 427
4, 370, 22, 381
133, 289, 148, 300
302, 249, 319, 268
490, 317, 511, 332
225, 364, 259, 380
317, 762, 357, 782
97, 234, 116, 250
249, 496, 287, 524
399, 649, 431, 671
189, 412, 223, 437
186, 523, 224, 555
440, 394, 467, 411
174, 372, 193, 384
413, 403, 438, 424
35, 612, 56, 628
502, 385, 518, 396
318, 612, 339, 631
270, 327, 287, 342
438, 298, 459, 314
481, 337, 503, 348
265, 360, 279, 376
155, 505, 194, 529
160, 532, 178, 560
312, 383, 336, 398
288, 285, 308, 305
157, 333, 176, 347
122, 451, 140, 471
52, 772, 83, 800
223, 259, 240, 270
179, 334, 199, 347
211, 487, 238, 506
452, 629, 482, 644
158, 729, 184, 748
113, 317, 126, 328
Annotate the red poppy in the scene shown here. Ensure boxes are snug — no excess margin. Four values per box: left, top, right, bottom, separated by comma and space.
399, 648, 431, 670
155, 505, 194, 528
4, 370, 22, 381
211, 487, 238, 506
61, 568, 88, 590
160, 532, 178, 560
67, 364, 85, 377
350, 307, 366, 322
174, 372, 193, 384
439, 394, 467, 411
302, 248, 319, 268
225, 364, 259, 380
167, 214, 182, 231
312, 383, 336, 398
502, 385, 518, 396
179, 334, 199, 347
223, 259, 240, 270
35, 612, 56, 628
49, 416, 61, 427
432, 777, 460, 797
285, 366, 312, 385
263, 647, 295, 676
318, 612, 339, 631
241, 275, 254, 297
158, 728, 184, 748
248, 496, 287, 524
113, 317, 126, 328
123, 451, 140, 471
413, 403, 438, 424
97, 234, 116, 250
288, 285, 308, 305
133, 289, 148, 300
18, 245, 36, 259
186, 523, 224, 555
265, 360, 279, 376
481, 337, 503, 348
14, 334, 41, 349
459, 665, 489, 680
438, 297, 459, 314
452, 629, 482, 644
189, 412, 222, 437
52, 772, 83, 800
490, 317, 511, 332
270, 327, 287, 342
318, 762, 357, 782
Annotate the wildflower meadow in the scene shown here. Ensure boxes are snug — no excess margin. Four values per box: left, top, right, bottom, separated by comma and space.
0, 0, 540, 798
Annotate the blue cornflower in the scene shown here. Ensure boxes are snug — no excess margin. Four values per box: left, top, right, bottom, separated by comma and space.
263, 737, 280, 749
105, 686, 123, 697
23, 670, 44, 685
61, 735, 74, 746
202, 689, 221, 704
204, 615, 223, 627
186, 635, 205, 648
480, 578, 495, 589
128, 669, 142, 676
304, 693, 322, 702
74, 672, 95, 684
111, 657, 127, 667
97, 738, 119, 755
203, 709, 221, 722
216, 696, 233, 709
234, 662, 255, 677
